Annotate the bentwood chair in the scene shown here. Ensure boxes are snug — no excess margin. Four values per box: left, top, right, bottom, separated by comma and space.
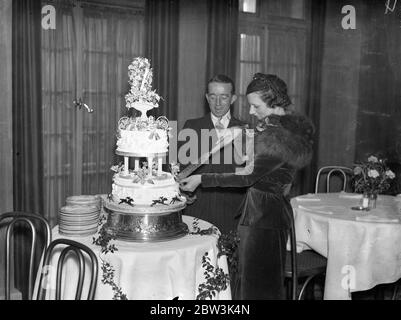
315, 166, 353, 193
0, 212, 51, 300
36, 238, 98, 300
285, 210, 327, 300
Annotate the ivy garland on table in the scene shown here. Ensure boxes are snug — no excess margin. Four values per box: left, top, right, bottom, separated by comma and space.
217, 230, 240, 284
92, 215, 128, 300
93, 215, 118, 254
197, 252, 230, 300
92, 216, 239, 300
100, 259, 128, 300
190, 218, 240, 300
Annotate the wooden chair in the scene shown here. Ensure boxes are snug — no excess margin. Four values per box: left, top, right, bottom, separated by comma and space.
315, 166, 353, 193
285, 211, 327, 300
36, 238, 98, 300
0, 211, 51, 300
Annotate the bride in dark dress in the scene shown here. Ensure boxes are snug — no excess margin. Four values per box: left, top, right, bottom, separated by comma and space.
180, 73, 314, 300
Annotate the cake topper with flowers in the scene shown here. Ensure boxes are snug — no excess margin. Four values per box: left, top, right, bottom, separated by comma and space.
125, 57, 162, 119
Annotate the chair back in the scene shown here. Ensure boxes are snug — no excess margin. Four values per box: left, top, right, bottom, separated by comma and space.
283, 184, 297, 300
315, 166, 353, 193
0, 211, 51, 300
287, 210, 298, 300
37, 238, 98, 300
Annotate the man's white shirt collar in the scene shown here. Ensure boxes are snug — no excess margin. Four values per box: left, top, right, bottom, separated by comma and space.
211, 112, 231, 129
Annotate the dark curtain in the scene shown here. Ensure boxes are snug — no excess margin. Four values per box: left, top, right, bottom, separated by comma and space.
205, 0, 239, 81
299, 0, 327, 194
12, 0, 43, 299
145, 0, 179, 121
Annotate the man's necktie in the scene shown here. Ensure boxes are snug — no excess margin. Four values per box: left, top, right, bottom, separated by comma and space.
215, 118, 225, 132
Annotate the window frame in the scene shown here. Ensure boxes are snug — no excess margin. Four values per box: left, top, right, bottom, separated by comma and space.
239, 0, 261, 17
235, 0, 311, 125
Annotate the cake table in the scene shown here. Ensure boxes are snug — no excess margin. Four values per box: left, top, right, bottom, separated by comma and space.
33, 216, 231, 300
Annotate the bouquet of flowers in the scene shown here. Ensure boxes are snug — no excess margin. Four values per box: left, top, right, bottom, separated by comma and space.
352, 155, 395, 195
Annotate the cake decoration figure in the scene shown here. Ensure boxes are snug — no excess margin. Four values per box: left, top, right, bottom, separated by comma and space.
125, 57, 161, 119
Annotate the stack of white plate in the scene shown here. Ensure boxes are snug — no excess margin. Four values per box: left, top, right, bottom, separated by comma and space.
59, 202, 100, 237
66, 195, 101, 209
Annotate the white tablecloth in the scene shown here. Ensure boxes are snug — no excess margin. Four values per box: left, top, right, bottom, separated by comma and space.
33, 215, 231, 300
292, 192, 401, 300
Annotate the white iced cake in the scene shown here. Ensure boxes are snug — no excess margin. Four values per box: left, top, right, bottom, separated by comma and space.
111, 171, 181, 206
116, 116, 169, 155
105, 163, 186, 213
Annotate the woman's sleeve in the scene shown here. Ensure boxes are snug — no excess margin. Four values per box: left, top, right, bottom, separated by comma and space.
201, 155, 283, 188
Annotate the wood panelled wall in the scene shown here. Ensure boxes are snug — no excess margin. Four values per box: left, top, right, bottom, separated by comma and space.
355, 0, 401, 162
177, 0, 209, 130
318, 0, 401, 175
318, 0, 362, 168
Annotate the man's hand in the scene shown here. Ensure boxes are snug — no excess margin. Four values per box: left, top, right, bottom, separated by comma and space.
179, 175, 202, 192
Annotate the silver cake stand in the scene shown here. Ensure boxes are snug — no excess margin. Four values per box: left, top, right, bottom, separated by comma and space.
102, 198, 188, 242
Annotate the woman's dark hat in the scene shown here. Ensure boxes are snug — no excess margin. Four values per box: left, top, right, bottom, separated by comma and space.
246, 73, 292, 108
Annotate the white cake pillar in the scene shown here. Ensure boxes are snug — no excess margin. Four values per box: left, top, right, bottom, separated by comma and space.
148, 157, 153, 177
124, 156, 129, 175
157, 157, 163, 176
134, 159, 140, 171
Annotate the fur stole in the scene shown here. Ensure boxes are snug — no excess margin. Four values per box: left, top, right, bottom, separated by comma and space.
254, 113, 315, 169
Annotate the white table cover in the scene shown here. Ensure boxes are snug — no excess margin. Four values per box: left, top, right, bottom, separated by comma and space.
292, 192, 401, 300
33, 215, 231, 300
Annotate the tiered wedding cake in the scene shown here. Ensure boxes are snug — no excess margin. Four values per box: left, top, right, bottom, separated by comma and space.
103, 57, 187, 241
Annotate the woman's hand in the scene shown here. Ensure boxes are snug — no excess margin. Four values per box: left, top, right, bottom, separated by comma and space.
179, 175, 202, 192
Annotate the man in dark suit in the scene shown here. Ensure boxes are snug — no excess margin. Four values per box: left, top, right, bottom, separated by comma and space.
179, 75, 247, 234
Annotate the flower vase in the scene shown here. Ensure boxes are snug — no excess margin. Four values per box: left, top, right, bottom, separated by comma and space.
368, 193, 377, 209
361, 192, 370, 209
